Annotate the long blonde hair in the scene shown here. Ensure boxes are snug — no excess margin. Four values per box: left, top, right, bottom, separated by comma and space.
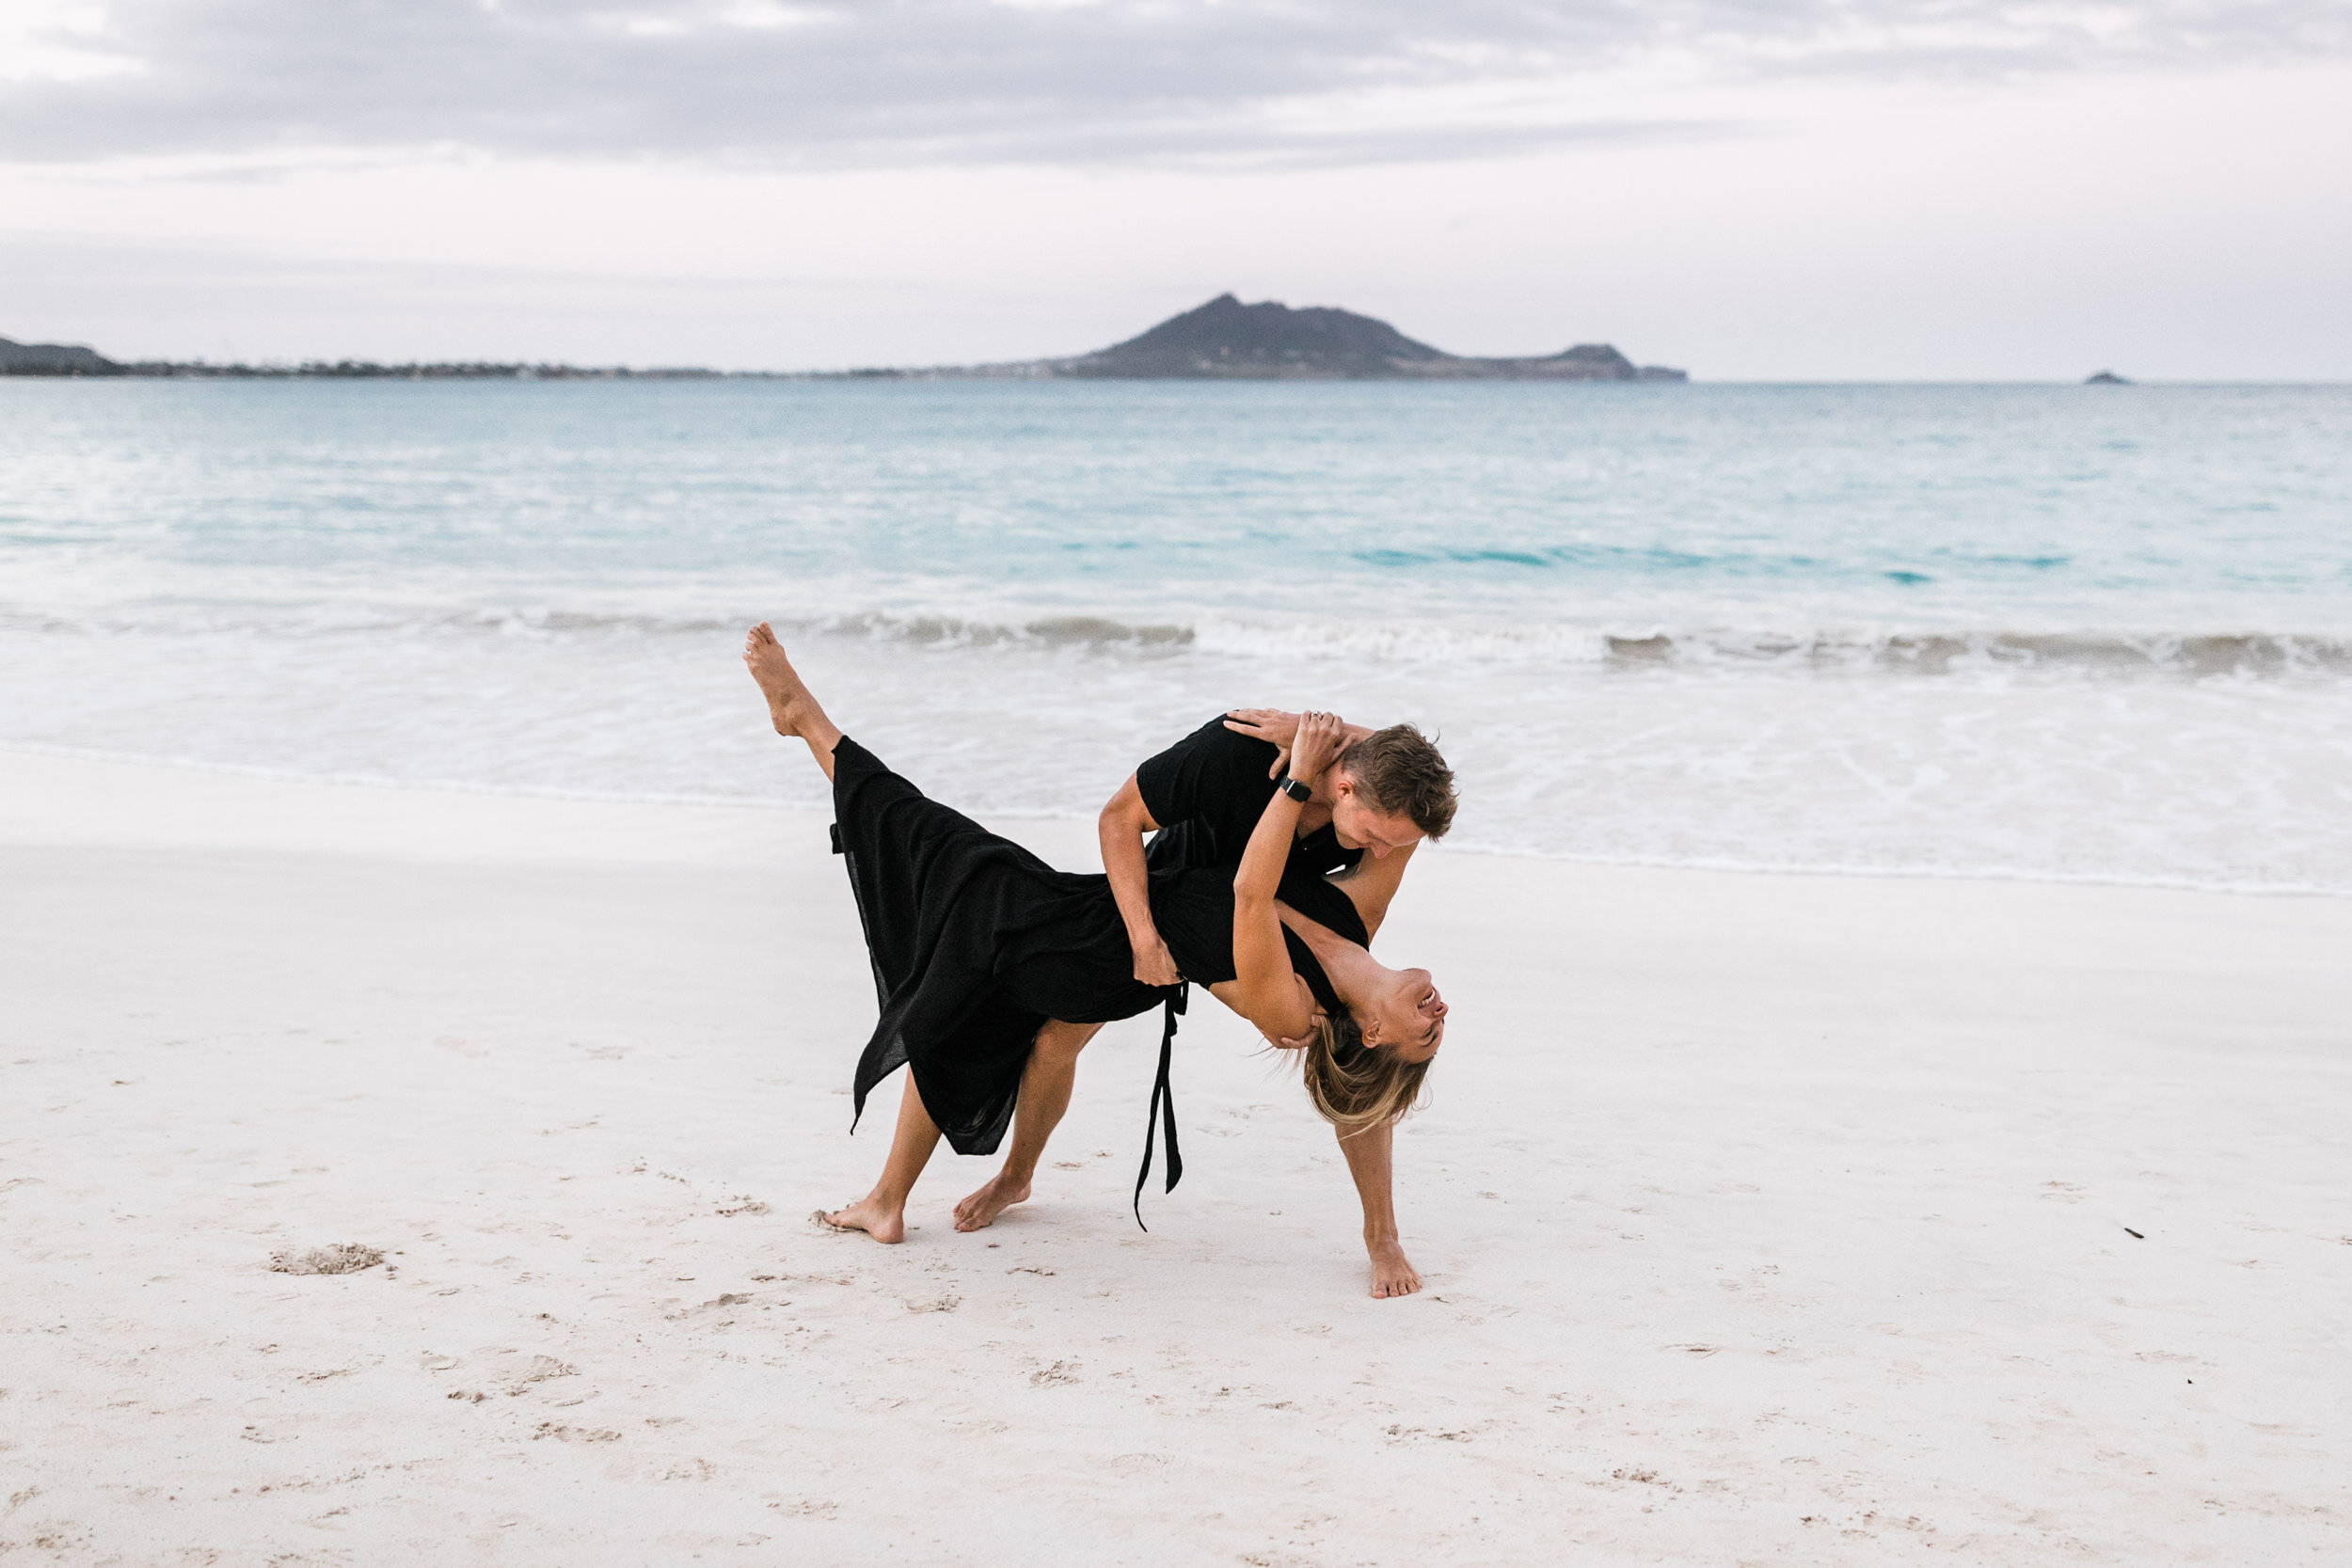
1295, 1009, 1431, 1135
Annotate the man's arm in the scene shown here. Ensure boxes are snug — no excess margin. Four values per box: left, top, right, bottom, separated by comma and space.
1098, 774, 1183, 988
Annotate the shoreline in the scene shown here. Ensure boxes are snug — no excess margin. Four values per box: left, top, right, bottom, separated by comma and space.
10, 739, 2344, 900
6, 747, 2348, 1562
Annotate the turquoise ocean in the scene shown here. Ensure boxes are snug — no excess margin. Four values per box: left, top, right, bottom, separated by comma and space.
4, 379, 2348, 893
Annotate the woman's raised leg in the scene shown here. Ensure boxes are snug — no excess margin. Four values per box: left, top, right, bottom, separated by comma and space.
819, 1071, 942, 1243
743, 622, 844, 777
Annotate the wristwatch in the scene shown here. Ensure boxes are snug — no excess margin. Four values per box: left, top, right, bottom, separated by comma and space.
1276, 776, 1312, 803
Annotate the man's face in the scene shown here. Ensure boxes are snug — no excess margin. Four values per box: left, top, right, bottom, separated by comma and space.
1328, 777, 1423, 859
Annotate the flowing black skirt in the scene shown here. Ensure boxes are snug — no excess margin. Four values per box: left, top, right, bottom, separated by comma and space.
830, 736, 1171, 1155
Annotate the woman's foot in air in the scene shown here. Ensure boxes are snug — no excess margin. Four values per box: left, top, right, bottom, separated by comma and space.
952, 1171, 1031, 1231
815, 1195, 906, 1243
744, 622, 844, 772
1367, 1237, 1422, 1299
743, 622, 827, 739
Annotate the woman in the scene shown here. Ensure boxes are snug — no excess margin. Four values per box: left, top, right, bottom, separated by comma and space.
743, 624, 1447, 1291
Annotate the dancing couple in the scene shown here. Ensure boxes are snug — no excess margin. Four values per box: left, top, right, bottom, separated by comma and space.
743, 623, 1455, 1298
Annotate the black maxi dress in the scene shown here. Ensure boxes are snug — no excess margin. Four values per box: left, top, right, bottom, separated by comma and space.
829, 736, 1366, 1218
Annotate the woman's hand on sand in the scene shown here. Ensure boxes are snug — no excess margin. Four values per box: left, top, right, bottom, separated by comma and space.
1288, 710, 1346, 784
1133, 937, 1184, 989
1224, 708, 1300, 778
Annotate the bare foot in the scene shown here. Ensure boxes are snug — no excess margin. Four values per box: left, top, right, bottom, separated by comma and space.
952, 1172, 1031, 1231
742, 622, 820, 737
814, 1197, 905, 1243
1367, 1237, 1422, 1299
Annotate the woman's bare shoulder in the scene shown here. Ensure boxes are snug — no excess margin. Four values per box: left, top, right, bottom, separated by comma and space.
1202, 974, 1319, 1041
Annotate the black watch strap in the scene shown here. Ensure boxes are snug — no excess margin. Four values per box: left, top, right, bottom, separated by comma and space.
1276, 776, 1312, 803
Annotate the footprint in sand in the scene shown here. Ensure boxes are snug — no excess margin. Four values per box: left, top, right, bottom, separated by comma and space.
419, 1349, 576, 1397
270, 1243, 383, 1275
532, 1423, 620, 1443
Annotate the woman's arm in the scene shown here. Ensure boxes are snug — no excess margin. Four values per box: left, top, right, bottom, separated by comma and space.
1335, 1119, 1422, 1298
1099, 774, 1182, 988
1223, 707, 1375, 780
1226, 711, 1347, 1039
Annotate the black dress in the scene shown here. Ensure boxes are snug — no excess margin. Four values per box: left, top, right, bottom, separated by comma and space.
829, 736, 1365, 1216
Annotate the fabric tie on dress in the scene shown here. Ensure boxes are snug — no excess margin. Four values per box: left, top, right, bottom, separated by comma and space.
1131, 982, 1188, 1230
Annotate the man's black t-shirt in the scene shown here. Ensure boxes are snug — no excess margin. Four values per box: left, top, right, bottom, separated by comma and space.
1134, 714, 1364, 878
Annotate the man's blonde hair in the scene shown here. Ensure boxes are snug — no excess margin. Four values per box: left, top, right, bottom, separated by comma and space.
1338, 725, 1456, 839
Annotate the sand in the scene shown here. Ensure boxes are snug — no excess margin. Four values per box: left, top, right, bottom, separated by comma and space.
4, 746, 2348, 1564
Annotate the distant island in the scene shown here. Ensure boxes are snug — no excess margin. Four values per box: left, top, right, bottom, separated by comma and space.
3, 296, 1687, 382
2085, 370, 2132, 385
989, 294, 1688, 382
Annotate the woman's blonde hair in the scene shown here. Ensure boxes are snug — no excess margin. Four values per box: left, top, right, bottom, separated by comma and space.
1295, 1009, 1431, 1134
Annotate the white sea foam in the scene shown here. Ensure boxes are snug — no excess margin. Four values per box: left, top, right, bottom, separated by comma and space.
8, 604, 2349, 895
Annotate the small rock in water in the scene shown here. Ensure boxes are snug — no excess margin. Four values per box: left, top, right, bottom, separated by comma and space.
270, 1243, 384, 1275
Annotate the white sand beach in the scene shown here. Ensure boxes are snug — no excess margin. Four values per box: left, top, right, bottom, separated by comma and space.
5, 746, 2348, 1565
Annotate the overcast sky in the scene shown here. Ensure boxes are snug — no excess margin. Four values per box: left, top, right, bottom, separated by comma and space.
3, 0, 2347, 376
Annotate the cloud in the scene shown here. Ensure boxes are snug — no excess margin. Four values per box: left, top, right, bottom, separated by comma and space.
2, 0, 2345, 168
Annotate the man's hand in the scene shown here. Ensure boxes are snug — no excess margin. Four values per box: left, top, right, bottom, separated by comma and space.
1224, 708, 1301, 779
1133, 937, 1184, 989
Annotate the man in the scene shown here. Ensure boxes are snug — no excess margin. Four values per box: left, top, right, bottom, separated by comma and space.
951, 707, 1457, 1298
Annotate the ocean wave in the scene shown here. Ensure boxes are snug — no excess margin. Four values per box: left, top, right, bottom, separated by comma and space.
1588, 628, 2352, 676
1180, 620, 2352, 676
0, 599, 1197, 650
814, 611, 1194, 650
1345, 543, 2078, 577
6, 596, 2349, 677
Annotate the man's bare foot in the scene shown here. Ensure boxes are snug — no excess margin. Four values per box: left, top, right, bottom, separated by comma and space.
814, 1196, 905, 1243
1367, 1237, 1422, 1299
952, 1172, 1031, 1231
743, 623, 818, 735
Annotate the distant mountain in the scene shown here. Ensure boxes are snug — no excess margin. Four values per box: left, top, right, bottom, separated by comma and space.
0, 336, 123, 375
1052, 294, 1686, 382
1061, 293, 1448, 378
2085, 370, 2132, 385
